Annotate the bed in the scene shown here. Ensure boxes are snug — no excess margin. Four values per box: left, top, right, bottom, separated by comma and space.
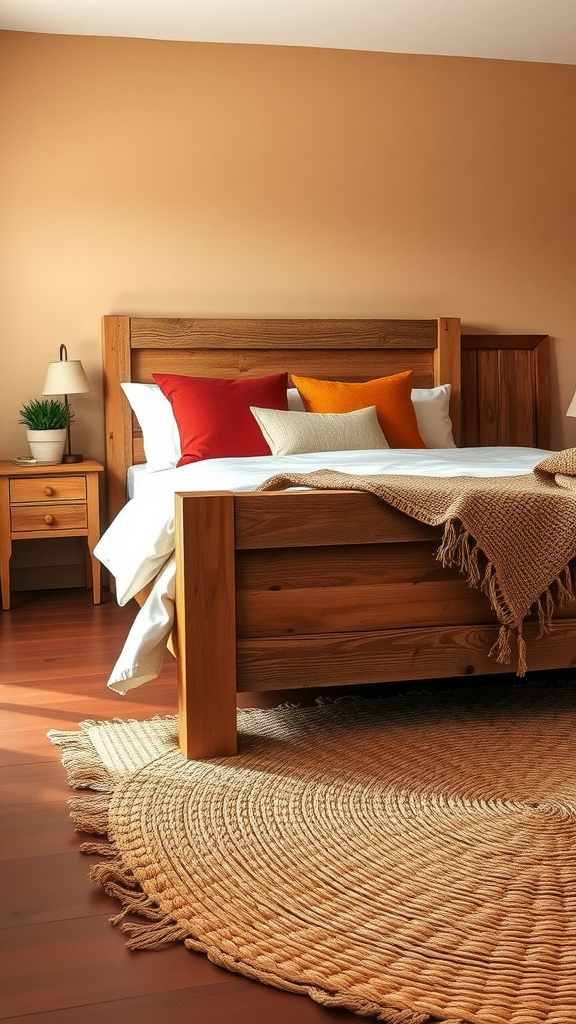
101, 315, 576, 759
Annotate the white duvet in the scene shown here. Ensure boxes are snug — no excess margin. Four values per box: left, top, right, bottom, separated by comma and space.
95, 446, 553, 692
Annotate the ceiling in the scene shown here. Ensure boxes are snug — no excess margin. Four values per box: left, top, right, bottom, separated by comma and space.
1, 0, 576, 65
1, 0, 576, 66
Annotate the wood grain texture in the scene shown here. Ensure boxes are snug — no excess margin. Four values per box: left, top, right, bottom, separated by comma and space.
0, 461, 103, 610
175, 492, 238, 758
11, 504, 87, 533
0, 460, 102, 478
1, 589, 572, 1023
235, 621, 576, 691
129, 316, 439, 349
233, 490, 442, 548
460, 334, 550, 448
435, 316, 461, 444
9, 477, 86, 502
133, 347, 436, 386
235, 579, 499, 637
101, 314, 132, 529
0, 475, 12, 609
174, 486, 576, 753
235, 541, 449, 588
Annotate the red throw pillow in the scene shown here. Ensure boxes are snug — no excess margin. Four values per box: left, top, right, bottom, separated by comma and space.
153, 372, 289, 465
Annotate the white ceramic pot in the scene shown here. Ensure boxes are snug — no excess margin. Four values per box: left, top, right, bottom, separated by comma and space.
26, 428, 66, 464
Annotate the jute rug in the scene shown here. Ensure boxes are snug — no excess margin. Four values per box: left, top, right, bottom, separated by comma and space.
49, 682, 576, 1024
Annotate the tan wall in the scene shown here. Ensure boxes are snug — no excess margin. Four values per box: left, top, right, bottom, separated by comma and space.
1, 31, 575, 471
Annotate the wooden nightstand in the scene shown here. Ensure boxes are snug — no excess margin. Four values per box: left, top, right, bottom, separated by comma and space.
0, 459, 104, 610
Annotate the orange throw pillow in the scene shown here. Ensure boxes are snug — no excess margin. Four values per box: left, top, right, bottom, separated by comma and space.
291, 370, 425, 448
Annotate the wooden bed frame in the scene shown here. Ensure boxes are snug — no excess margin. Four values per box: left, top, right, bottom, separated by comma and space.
102, 316, 574, 759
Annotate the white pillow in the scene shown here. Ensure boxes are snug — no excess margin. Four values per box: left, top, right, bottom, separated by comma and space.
287, 387, 306, 411
121, 383, 181, 472
250, 405, 389, 456
411, 385, 456, 448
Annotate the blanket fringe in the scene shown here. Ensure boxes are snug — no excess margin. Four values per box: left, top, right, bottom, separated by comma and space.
438, 523, 490, 597
438, 519, 576, 676
556, 565, 576, 606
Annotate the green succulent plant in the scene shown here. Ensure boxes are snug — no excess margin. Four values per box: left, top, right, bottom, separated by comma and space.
18, 398, 74, 430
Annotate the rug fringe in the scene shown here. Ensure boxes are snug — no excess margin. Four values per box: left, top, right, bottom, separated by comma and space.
47, 727, 114, 793
188, 940, 442, 1024
88, 855, 190, 948
87, 841, 455, 1021
68, 791, 111, 835
79, 840, 117, 857
121, 919, 192, 950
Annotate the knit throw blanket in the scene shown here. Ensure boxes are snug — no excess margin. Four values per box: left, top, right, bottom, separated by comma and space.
257, 448, 576, 675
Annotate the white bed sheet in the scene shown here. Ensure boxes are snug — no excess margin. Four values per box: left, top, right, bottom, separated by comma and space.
95, 446, 553, 693
127, 463, 151, 499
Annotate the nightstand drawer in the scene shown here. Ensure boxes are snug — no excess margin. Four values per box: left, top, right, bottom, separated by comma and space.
11, 503, 88, 533
10, 476, 87, 503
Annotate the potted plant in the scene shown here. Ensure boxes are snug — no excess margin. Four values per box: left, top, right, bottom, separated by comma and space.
18, 398, 74, 464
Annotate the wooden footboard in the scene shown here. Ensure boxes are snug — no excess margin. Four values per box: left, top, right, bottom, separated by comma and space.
175, 489, 576, 759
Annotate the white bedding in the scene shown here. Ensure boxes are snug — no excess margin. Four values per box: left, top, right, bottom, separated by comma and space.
126, 462, 150, 499
95, 446, 553, 693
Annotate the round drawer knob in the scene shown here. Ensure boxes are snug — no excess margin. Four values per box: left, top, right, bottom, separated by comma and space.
43, 486, 54, 496
44, 514, 55, 525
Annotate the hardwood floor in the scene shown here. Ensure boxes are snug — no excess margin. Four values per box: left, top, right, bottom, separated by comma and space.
0, 588, 360, 1023
2, 588, 572, 1023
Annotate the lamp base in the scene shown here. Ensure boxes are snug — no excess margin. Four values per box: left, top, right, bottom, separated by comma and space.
62, 453, 84, 464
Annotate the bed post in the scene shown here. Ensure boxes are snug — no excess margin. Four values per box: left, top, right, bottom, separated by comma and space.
175, 491, 238, 759
435, 317, 461, 445
102, 315, 132, 526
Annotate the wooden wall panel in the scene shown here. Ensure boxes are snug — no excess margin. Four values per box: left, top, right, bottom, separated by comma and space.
499, 349, 535, 445
461, 347, 479, 445
460, 335, 550, 448
476, 348, 500, 446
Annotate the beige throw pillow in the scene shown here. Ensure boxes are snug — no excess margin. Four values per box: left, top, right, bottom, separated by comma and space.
250, 405, 389, 456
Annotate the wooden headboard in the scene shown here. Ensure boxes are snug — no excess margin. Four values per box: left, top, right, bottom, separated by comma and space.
102, 316, 461, 524
101, 316, 551, 526
460, 334, 550, 450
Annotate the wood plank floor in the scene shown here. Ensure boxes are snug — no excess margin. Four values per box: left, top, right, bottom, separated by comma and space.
1, 588, 572, 1023
0, 588, 373, 1023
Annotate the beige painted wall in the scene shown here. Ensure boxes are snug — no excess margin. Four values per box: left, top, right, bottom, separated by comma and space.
1, 31, 575, 472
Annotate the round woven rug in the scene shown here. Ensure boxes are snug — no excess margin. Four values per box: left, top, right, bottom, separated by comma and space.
51, 682, 576, 1024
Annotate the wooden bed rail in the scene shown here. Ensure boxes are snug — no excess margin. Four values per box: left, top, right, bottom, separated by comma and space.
175, 489, 575, 759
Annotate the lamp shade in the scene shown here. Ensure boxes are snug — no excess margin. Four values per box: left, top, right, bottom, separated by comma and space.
567, 390, 576, 418
43, 358, 91, 396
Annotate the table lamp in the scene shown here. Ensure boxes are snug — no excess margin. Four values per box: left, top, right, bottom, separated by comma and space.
567, 390, 576, 417
42, 344, 91, 463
